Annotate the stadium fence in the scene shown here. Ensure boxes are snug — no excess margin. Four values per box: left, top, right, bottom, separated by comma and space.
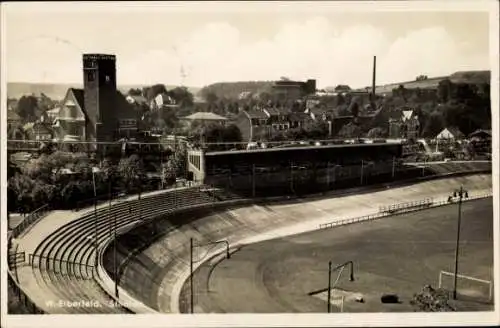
319, 193, 493, 230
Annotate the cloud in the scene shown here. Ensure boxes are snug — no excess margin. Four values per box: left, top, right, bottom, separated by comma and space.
6, 17, 489, 88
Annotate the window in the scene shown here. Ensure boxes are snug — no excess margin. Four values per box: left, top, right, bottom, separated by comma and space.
105, 75, 110, 83
87, 71, 95, 82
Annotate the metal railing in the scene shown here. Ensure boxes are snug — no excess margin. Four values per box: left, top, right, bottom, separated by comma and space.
7, 269, 46, 314
379, 198, 433, 214
28, 254, 96, 280
11, 204, 50, 239
319, 193, 492, 230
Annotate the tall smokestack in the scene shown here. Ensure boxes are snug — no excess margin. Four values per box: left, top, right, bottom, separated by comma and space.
372, 55, 377, 100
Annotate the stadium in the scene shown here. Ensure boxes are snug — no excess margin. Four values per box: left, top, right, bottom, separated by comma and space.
7, 141, 495, 315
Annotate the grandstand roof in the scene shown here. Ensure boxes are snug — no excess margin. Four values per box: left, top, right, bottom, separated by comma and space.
184, 112, 228, 121
205, 141, 402, 156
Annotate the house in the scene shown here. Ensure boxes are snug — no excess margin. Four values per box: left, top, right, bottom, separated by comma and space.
126, 94, 148, 106
235, 109, 271, 142
388, 108, 420, 140
306, 107, 336, 122
7, 99, 18, 111
23, 122, 53, 141
263, 107, 290, 130
436, 127, 464, 140
469, 129, 492, 141
288, 112, 311, 129
152, 93, 176, 110
235, 106, 314, 142
180, 111, 228, 135
45, 107, 61, 123
7, 110, 25, 140
7, 110, 22, 131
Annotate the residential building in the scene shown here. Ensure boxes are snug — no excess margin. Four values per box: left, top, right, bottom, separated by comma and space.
263, 107, 290, 131
436, 127, 464, 140
181, 112, 228, 131
388, 108, 420, 140
288, 112, 311, 129
45, 107, 61, 123
23, 122, 53, 141
306, 107, 335, 122
126, 94, 148, 106
235, 109, 271, 142
7, 110, 25, 140
235, 106, 313, 142
152, 93, 176, 111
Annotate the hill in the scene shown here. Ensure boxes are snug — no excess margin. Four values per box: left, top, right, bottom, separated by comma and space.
361, 70, 490, 95
198, 81, 274, 100
7, 82, 200, 100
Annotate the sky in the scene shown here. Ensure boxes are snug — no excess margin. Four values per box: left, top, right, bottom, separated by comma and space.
2, 1, 494, 89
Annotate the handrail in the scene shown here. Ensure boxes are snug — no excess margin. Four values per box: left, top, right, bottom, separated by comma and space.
11, 204, 50, 239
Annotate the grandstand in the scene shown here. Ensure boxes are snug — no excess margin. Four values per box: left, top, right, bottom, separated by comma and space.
188, 143, 407, 196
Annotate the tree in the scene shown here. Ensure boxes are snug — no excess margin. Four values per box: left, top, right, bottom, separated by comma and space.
168, 86, 194, 108
367, 127, 387, 139
8, 174, 36, 213
304, 120, 329, 139
334, 85, 351, 92
204, 91, 219, 105
337, 122, 362, 139
128, 88, 142, 96
437, 79, 453, 103
161, 160, 177, 186
422, 110, 445, 138
117, 154, 146, 193
410, 285, 455, 312
16, 95, 39, 121
145, 84, 168, 101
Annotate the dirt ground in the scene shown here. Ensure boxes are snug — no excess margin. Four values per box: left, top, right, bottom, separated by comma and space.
180, 198, 494, 313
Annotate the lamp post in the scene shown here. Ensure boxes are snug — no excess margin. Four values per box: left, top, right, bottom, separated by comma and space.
327, 261, 355, 313
189, 238, 230, 313
448, 186, 468, 300
92, 167, 99, 267
252, 163, 256, 198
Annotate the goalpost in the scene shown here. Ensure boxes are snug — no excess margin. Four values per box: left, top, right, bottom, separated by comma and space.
329, 295, 345, 313
438, 270, 493, 303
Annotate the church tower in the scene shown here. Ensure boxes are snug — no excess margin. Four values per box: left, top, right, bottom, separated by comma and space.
83, 54, 117, 141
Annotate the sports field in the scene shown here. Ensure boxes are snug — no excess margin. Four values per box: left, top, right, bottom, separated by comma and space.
180, 198, 494, 313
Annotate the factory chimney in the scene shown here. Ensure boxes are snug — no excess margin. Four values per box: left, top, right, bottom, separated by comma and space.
372, 55, 377, 101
